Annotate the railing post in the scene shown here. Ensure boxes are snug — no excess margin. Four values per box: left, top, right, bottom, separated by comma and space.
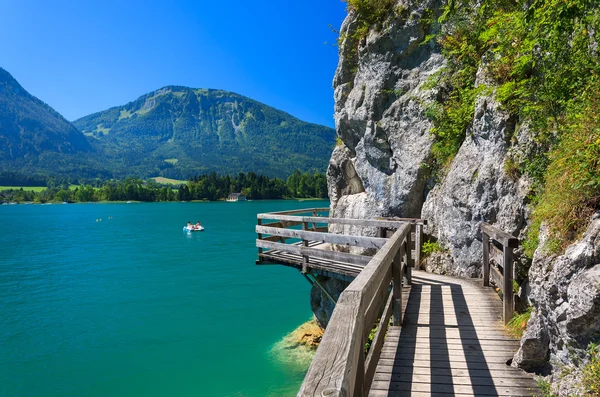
353, 343, 365, 397
503, 246, 514, 325
302, 221, 309, 273
482, 231, 490, 287
405, 232, 412, 285
257, 218, 263, 259
415, 223, 423, 270
392, 250, 403, 326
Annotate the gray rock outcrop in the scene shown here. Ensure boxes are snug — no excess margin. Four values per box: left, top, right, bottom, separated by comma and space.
327, 0, 444, 223
421, 68, 531, 277
309, 276, 350, 328
513, 214, 600, 395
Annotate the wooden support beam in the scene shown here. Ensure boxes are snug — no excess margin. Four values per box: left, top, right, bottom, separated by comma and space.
392, 250, 403, 326
302, 221, 309, 273
303, 273, 337, 305
482, 232, 490, 287
405, 232, 412, 285
414, 223, 423, 270
503, 245, 514, 325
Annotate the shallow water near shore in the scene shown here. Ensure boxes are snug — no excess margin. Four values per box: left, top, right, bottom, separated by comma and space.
0, 200, 328, 397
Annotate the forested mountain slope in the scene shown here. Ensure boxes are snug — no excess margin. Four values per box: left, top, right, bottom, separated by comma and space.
0, 67, 103, 176
74, 86, 336, 178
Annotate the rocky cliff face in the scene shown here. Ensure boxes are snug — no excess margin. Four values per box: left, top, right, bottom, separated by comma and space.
513, 214, 600, 395
421, 67, 531, 277
327, 0, 444, 224
319, 3, 598, 395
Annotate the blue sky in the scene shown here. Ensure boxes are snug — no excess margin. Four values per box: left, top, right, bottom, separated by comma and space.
0, 0, 347, 127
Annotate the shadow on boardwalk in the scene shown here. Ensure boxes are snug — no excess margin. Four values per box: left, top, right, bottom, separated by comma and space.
369, 270, 538, 397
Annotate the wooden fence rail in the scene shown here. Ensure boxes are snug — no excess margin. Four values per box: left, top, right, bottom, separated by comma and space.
481, 222, 519, 325
256, 209, 426, 269
297, 224, 412, 397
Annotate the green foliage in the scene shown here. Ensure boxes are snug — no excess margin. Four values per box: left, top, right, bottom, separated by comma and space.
506, 307, 532, 339
0, 171, 329, 203
583, 343, 600, 396
431, 0, 600, 255
535, 378, 558, 397
346, 0, 396, 36
340, 0, 400, 76
422, 240, 443, 256
526, 84, 600, 254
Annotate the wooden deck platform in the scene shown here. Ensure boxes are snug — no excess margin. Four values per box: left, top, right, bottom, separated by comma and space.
369, 270, 538, 397
258, 240, 368, 278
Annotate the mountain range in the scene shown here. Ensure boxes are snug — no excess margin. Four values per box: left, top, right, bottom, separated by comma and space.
0, 67, 335, 180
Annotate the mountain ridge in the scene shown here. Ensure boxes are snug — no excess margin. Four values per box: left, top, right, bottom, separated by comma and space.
0, 67, 335, 179
73, 85, 335, 179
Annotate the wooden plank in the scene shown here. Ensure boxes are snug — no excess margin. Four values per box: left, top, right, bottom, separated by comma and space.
256, 225, 388, 249
372, 372, 539, 387
262, 220, 302, 228
375, 358, 522, 371
481, 222, 519, 248
298, 291, 364, 397
392, 250, 403, 326
299, 226, 410, 396
346, 225, 411, 310
414, 224, 423, 270
364, 290, 393, 393
261, 235, 288, 243
257, 240, 372, 265
490, 242, 504, 265
381, 339, 520, 351
369, 381, 536, 396
371, 364, 533, 378
490, 264, 504, 291
258, 214, 413, 229
263, 207, 329, 216
378, 347, 518, 359
378, 216, 428, 225
363, 266, 392, 340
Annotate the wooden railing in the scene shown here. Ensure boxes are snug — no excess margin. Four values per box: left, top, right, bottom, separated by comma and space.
297, 224, 412, 397
256, 208, 426, 271
255, 208, 425, 396
481, 222, 519, 325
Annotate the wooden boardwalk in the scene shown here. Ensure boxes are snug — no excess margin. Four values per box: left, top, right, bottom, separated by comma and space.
255, 209, 538, 396
369, 271, 538, 397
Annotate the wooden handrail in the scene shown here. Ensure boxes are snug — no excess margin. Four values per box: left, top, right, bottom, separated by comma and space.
297, 225, 411, 397
256, 225, 389, 249
480, 222, 518, 325
265, 207, 330, 215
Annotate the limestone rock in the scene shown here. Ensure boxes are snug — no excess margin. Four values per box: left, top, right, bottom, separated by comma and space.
328, 0, 445, 222
512, 310, 550, 371
421, 69, 530, 277
309, 276, 350, 328
421, 251, 453, 275
513, 213, 600, 395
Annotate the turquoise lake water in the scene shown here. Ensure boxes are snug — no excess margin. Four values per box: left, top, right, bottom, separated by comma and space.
0, 200, 328, 397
